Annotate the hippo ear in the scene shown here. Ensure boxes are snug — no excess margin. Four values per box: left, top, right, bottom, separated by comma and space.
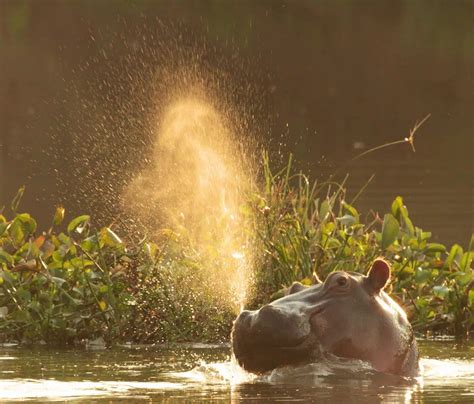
287, 281, 306, 295
367, 259, 391, 292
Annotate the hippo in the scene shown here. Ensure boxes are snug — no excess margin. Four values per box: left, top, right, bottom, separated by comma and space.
232, 259, 419, 377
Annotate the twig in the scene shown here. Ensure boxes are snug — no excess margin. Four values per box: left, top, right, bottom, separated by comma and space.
330, 113, 431, 179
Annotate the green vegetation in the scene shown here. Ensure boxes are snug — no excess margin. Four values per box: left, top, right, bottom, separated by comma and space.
0, 156, 472, 345
248, 154, 473, 337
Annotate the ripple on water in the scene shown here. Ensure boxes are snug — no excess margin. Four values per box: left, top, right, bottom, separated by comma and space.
0, 379, 184, 400
0, 345, 472, 401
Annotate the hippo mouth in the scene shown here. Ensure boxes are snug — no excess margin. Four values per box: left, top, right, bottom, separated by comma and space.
231, 303, 328, 373
231, 306, 327, 373
232, 331, 319, 373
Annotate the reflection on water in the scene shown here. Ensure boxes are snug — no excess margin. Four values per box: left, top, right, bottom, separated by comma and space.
0, 340, 472, 402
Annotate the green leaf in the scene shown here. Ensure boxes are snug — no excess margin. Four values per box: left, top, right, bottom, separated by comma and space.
52, 277, 67, 287
8, 213, 37, 245
414, 267, 432, 284
67, 215, 90, 235
336, 214, 356, 227
0, 250, 14, 266
53, 206, 65, 226
319, 200, 330, 221
99, 227, 122, 247
446, 244, 463, 268
424, 243, 446, 255
342, 202, 359, 221
81, 235, 99, 253
453, 271, 472, 286
403, 215, 415, 237
9, 219, 25, 245
391, 196, 409, 221
460, 251, 473, 272
16, 287, 32, 302
381, 214, 399, 249
433, 285, 450, 298
0, 221, 8, 238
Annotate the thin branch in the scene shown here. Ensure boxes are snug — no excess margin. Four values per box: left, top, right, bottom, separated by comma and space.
330, 113, 431, 180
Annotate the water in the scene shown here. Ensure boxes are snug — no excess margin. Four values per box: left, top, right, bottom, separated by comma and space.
0, 340, 472, 402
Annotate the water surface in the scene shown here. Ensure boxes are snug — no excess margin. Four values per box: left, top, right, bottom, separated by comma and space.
0, 340, 472, 402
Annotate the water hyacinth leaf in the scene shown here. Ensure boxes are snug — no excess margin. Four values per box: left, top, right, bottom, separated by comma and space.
342, 201, 359, 219
16, 213, 37, 234
414, 267, 431, 283
27, 300, 41, 314
16, 287, 31, 302
336, 214, 357, 227
100, 227, 122, 247
10, 186, 25, 213
0, 221, 8, 237
453, 271, 472, 286
391, 196, 408, 221
381, 214, 399, 249
424, 243, 446, 255
12, 310, 30, 323
81, 235, 99, 253
67, 215, 90, 235
403, 215, 415, 237
53, 206, 65, 226
144, 242, 157, 258
0, 250, 14, 266
62, 290, 82, 306
52, 277, 67, 287
420, 231, 432, 241
445, 244, 463, 268
433, 285, 450, 298
58, 232, 72, 246
270, 288, 286, 301
9, 219, 25, 245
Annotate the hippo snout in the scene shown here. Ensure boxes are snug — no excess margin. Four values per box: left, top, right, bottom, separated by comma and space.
231, 304, 316, 373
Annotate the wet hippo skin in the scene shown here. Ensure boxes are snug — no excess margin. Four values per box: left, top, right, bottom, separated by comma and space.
232, 259, 419, 376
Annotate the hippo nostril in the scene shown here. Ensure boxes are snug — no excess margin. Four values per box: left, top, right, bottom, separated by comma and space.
260, 305, 275, 314
234, 309, 253, 332
257, 304, 284, 325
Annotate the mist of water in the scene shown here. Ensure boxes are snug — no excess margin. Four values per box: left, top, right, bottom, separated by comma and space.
125, 93, 254, 313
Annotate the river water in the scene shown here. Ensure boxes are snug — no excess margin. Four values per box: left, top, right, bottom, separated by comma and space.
0, 340, 472, 403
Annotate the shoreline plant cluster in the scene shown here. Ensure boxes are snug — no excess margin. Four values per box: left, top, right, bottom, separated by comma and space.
0, 156, 472, 345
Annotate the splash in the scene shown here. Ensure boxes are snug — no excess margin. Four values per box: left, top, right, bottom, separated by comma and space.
125, 95, 253, 312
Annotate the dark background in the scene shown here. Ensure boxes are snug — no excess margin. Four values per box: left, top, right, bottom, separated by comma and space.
1, 0, 472, 246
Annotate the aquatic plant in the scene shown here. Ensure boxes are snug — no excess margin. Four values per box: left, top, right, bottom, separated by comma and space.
0, 153, 472, 345
0, 188, 234, 345
0, 188, 132, 344
247, 154, 473, 337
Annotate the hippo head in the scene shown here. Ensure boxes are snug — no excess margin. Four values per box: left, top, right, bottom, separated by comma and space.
232, 259, 419, 376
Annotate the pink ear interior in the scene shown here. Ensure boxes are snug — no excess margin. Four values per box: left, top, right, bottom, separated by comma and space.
368, 259, 391, 291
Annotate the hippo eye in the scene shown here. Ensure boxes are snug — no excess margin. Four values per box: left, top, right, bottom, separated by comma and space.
337, 277, 348, 287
